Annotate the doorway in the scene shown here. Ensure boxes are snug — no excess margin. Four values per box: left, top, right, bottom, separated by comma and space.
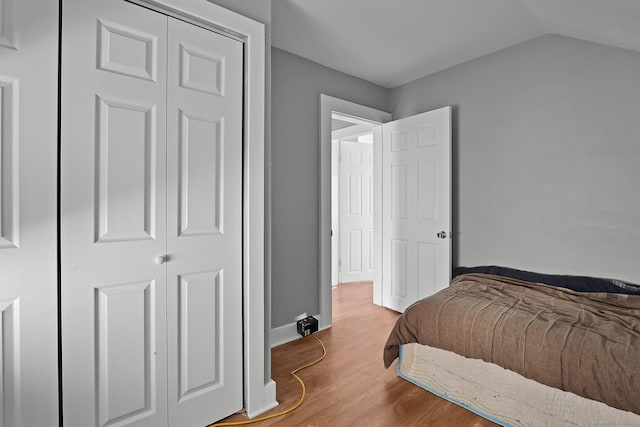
319, 95, 391, 330
321, 96, 453, 328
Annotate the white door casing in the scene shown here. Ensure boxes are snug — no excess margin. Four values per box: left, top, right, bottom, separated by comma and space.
339, 140, 374, 283
61, 0, 244, 425
0, 0, 59, 424
382, 107, 452, 313
166, 17, 243, 425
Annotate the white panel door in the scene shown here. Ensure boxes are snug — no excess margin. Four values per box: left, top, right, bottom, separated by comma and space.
61, 1, 169, 425
0, 0, 59, 424
62, 1, 244, 425
166, 17, 243, 426
339, 140, 374, 283
382, 107, 451, 312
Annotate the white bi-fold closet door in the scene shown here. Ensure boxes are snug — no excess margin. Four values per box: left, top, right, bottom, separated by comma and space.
61, 0, 243, 425
0, 0, 59, 424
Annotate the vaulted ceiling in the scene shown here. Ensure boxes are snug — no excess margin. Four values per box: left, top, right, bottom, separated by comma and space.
272, 0, 640, 88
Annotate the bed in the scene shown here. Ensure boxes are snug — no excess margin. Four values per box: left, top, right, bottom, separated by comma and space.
383, 267, 640, 426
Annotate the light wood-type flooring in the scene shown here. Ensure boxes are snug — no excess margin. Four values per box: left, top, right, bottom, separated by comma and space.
215, 281, 496, 426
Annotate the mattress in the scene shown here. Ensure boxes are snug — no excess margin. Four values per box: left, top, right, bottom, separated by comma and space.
398, 343, 640, 427
384, 273, 640, 415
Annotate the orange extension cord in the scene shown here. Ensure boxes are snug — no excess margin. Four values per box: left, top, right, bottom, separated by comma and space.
208, 334, 327, 427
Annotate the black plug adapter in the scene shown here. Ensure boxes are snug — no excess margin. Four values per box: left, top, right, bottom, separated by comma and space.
296, 316, 319, 337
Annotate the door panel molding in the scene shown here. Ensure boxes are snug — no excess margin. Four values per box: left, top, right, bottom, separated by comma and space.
177, 271, 221, 400
97, 18, 159, 81
95, 95, 158, 243
0, 298, 19, 426
177, 111, 223, 237
0, 76, 18, 249
96, 280, 157, 426
0, 0, 16, 50
178, 43, 225, 96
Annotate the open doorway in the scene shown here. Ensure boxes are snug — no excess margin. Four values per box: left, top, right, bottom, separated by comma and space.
319, 95, 391, 330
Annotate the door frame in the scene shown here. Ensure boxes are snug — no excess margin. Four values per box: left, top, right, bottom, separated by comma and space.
319, 95, 391, 330
125, 0, 274, 417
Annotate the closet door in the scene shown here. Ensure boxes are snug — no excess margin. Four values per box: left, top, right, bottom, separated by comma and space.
61, 1, 169, 425
62, 1, 245, 425
166, 18, 243, 425
0, 0, 59, 424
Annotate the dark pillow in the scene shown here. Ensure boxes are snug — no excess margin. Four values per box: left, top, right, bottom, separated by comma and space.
453, 265, 640, 295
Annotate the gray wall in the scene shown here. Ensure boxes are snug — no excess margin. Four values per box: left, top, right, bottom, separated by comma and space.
208, 0, 270, 27
271, 47, 388, 328
390, 35, 640, 283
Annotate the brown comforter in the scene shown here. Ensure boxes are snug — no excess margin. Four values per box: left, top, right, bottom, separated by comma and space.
383, 273, 640, 415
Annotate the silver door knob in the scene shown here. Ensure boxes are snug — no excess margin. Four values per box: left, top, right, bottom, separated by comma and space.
154, 255, 167, 265
436, 231, 447, 239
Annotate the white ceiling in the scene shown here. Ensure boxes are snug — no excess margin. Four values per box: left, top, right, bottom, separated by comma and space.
272, 0, 640, 88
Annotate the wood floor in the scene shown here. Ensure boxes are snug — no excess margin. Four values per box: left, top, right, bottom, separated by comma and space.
216, 281, 497, 426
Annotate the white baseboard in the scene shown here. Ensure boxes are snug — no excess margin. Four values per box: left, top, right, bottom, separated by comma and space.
270, 314, 329, 348
246, 380, 279, 419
